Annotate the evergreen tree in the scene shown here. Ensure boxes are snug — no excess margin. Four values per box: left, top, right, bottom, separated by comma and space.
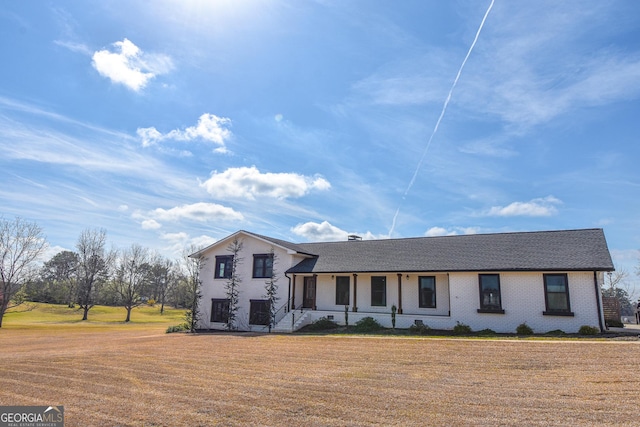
225, 238, 243, 331
264, 247, 279, 331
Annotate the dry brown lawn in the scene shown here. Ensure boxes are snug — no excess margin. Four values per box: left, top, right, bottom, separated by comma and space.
1, 325, 639, 426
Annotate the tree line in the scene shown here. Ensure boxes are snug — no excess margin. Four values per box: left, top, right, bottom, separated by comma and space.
0, 217, 201, 328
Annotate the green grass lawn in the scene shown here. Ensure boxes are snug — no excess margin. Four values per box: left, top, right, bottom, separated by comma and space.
3, 302, 186, 330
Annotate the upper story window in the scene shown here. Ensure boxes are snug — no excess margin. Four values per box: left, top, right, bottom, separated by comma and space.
335, 276, 350, 306
252, 254, 273, 278
478, 274, 504, 313
418, 276, 436, 308
214, 255, 233, 279
371, 276, 386, 307
543, 273, 573, 316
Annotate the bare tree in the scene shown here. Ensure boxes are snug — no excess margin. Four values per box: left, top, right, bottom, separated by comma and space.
113, 244, 149, 322
146, 254, 176, 315
184, 245, 204, 332
0, 217, 48, 328
76, 228, 110, 321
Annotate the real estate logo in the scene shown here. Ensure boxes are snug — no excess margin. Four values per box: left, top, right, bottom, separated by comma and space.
0, 406, 64, 427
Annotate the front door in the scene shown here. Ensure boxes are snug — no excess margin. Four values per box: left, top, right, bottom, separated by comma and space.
303, 276, 316, 309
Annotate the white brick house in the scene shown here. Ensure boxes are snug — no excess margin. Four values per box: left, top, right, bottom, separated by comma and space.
191, 228, 614, 334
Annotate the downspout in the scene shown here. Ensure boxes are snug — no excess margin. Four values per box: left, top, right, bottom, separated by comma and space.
285, 273, 291, 312
291, 274, 296, 310
594, 271, 605, 332
397, 273, 403, 314
352, 273, 358, 312
447, 273, 451, 317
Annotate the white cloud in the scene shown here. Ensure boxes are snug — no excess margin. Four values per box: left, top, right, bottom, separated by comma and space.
457, 3, 640, 129
189, 234, 218, 250
292, 221, 380, 242
137, 113, 232, 153
292, 221, 349, 241
133, 202, 244, 230
151, 202, 244, 222
200, 166, 331, 200
141, 219, 161, 230
425, 226, 479, 237
486, 196, 561, 217
91, 38, 173, 92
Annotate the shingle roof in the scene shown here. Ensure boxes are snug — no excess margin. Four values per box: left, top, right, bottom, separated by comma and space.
284, 229, 614, 274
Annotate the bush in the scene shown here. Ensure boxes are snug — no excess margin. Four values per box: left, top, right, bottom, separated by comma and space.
476, 328, 497, 336
408, 323, 431, 335
306, 317, 339, 331
578, 325, 600, 335
353, 317, 383, 332
147, 299, 156, 306
545, 329, 566, 336
605, 319, 624, 328
166, 324, 187, 333
452, 321, 472, 335
516, 323, 534, 335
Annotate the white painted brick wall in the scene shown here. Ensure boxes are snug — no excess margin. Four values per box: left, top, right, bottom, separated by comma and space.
198, 234, 604, 334
198, 235, 296, 330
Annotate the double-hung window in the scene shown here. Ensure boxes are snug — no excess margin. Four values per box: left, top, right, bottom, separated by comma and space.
543, 274, 573, 315
335, 276, 350, 306
418, 276, 436, 308
214, 255, 233, 279
478, 274, 504, 313
252, 254, 273, 278
210, 298, 230, 323
371, 276, 386, 307
249, 299, 271, 325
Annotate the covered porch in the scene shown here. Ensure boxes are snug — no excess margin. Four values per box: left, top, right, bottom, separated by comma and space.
276, 272, 451, 332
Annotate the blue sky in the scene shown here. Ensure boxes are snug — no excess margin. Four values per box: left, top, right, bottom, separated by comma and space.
1, 1, 639, 289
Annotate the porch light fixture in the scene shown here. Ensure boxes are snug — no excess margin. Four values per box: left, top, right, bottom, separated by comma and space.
406, 274, 410, 279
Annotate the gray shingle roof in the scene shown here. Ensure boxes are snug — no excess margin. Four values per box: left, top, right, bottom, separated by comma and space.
283, 229, 614, 274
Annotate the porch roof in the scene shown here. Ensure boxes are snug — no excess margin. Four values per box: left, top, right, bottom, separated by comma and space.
282, 228, 614, 274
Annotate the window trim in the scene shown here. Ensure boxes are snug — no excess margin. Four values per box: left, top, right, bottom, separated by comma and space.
335, 276, 350, 306
214, 255, 233, 279
210, 298, 230, 323
477, 274, 505, 314
418, 276, 437, 308
252, 254, 273, 278
543, 273, 574, 316
249, 299, 271, 325
371, 276, 387, 307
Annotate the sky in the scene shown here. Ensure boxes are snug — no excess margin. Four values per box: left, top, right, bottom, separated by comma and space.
1, 1, 640, 291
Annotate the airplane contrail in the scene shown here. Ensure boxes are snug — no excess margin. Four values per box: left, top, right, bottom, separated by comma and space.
388, 0, 495, 237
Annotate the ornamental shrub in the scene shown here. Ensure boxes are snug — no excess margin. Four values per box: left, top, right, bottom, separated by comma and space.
605, 319, 624, 328
578, 325, 600, 335
166, 324, 187, 333
516, 323, 534, 335
452, 321, 472, 335
306, 317, 339, 331
408, 323, 431, 335
353, 316, 383, 332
